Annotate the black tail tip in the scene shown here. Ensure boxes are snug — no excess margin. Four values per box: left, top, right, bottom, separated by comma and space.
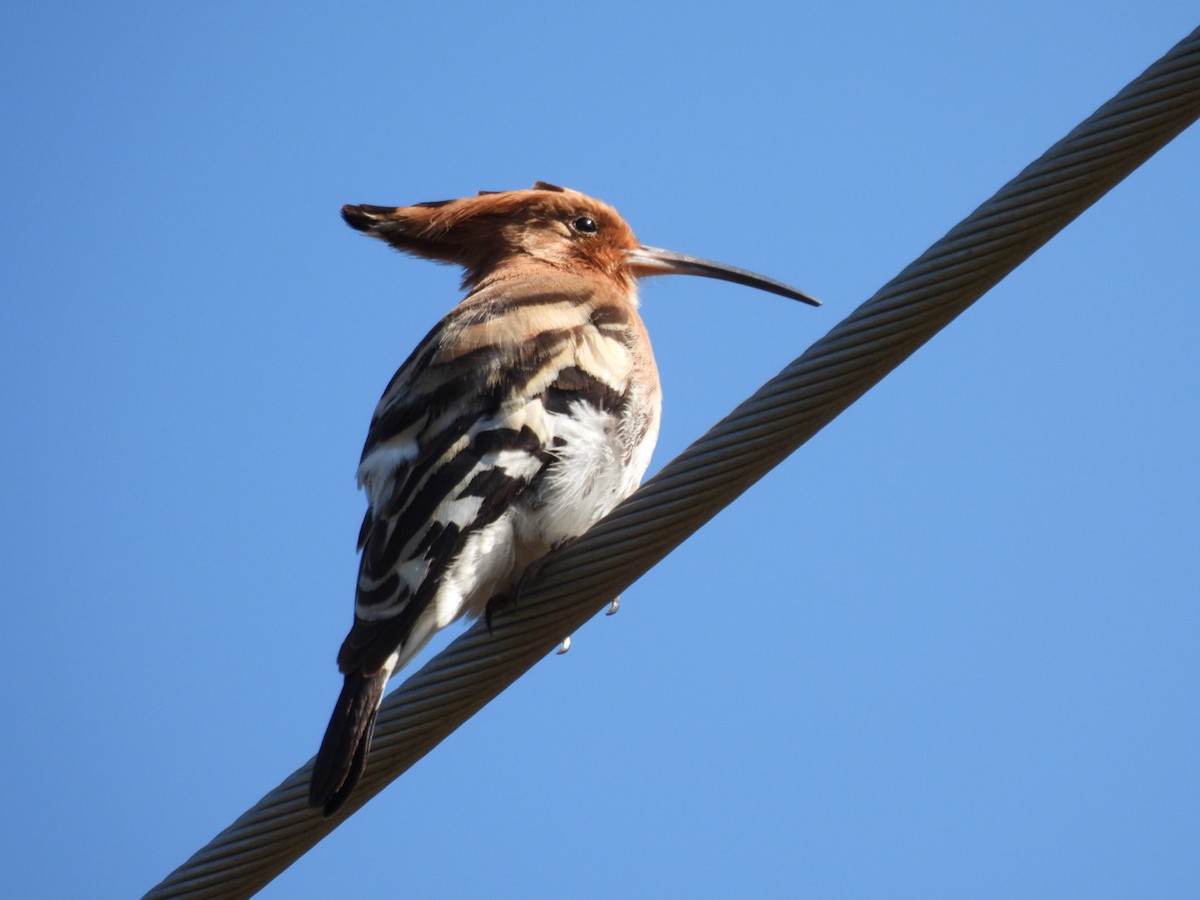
309, 719, 373, 817
309, 669, 387, 816
310, 780, 352, 818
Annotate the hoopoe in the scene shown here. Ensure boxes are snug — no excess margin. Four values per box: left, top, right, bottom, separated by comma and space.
309, 182, 819, 815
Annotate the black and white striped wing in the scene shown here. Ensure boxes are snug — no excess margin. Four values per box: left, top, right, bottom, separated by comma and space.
336, 340, 550, 675
335, 278, 642, 677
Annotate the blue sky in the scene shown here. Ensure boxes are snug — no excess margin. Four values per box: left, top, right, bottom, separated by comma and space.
2, 4, 1197, 898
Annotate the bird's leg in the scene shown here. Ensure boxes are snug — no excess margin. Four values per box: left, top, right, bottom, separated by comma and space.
512, 536, 577, 602
496, 538, 582, 651
482, 549, 557, 632
484, 588, 515, 635
483, 536, 572, 632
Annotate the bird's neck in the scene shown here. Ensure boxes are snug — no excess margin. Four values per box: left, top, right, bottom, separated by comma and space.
467, 258, 637, 305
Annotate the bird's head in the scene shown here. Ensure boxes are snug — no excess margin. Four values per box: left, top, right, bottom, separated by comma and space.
342, 181, 820, 305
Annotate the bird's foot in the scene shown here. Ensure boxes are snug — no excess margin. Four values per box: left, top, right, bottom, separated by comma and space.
484, 588, 516, 635
512, 537, 578, 602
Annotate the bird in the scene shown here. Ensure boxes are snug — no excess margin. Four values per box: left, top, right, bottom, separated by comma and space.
309, 181, 820, 815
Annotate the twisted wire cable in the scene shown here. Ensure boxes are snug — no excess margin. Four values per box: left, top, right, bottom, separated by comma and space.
146, 27, 1200, 899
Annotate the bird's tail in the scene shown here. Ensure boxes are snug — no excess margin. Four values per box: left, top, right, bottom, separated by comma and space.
309, 669, 388, 816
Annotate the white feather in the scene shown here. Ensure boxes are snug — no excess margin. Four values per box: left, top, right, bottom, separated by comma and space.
356, 440, 419, 509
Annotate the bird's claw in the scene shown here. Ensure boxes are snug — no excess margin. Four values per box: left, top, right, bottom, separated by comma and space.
513, 536, 578, 602
484, 588, 515, 635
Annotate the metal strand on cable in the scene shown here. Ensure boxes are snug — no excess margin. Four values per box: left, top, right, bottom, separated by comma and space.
145, 27, 1200, 899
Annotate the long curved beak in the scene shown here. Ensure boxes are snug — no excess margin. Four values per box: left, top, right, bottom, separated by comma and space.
625, 245, 820, 306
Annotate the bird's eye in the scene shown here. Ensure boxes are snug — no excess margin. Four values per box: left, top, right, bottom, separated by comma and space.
571, 216, 598, 234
